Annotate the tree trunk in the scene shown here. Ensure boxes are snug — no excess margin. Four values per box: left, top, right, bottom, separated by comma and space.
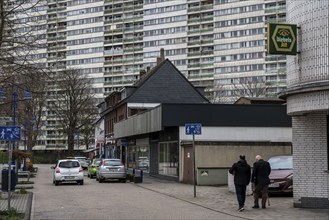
67, 132, 75, 153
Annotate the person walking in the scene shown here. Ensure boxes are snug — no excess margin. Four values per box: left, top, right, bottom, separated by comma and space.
229, 155, 251, 212
251, 155, 271, 209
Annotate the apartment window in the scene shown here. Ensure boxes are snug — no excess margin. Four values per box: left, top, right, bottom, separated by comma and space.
67, 57, 103, 65
68, 0, 103, 6
67, 17, 103, 26
215, 64, 263, 74
215, 28, 264, 39
67, 47, 103, 56
67, 37, 103, 46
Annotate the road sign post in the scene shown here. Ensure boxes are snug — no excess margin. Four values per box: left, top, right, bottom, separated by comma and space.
185, 123, 202, 198
0, 126, 21, 210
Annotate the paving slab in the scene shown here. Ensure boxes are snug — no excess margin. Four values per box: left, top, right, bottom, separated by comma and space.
137, 175, 329, 220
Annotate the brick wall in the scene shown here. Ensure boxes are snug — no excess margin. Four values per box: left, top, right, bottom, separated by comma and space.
292, 112, 329, 208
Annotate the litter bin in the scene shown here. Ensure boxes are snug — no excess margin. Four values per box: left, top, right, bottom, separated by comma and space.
1, 169, 16, 192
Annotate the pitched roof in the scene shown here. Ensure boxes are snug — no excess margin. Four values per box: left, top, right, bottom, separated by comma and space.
125, 59, 210, 104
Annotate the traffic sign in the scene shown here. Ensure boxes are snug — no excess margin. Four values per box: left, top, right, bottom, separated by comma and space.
0, 126, 21, 140
185, 123, 202, 135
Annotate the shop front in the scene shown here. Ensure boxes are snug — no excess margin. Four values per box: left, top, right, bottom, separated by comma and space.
126, 138, 150, 172
158, 141, 179, 177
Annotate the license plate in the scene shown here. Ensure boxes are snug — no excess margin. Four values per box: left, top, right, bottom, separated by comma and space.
269, 183, 280, 188
109, 168, 117, 172
65, 176, 75, 180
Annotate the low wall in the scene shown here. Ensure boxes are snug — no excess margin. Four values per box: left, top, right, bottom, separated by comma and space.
197, 167, 228, 185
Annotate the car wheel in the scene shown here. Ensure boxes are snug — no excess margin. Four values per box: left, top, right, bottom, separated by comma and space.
55, 181, 59, 186
121, 178, 126, 183
79, 180, 84, 185
87, 173, 90, 178
99, 178, 104, 183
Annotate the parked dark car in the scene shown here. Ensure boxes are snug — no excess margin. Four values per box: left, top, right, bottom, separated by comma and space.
268, 155, 293, 195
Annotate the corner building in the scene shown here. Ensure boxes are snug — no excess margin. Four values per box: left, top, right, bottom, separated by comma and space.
283, 0, 329, 209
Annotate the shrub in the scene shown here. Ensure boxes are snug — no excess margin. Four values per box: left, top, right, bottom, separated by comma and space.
0, 208, 24, 220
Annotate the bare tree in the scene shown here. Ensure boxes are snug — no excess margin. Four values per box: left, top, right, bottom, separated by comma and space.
52, 69, 97, 152
0, 0, 45, 66
211, 80, 234, 104
0, 0, 48, 153
20, 71, 48, 152
232, 76, 268, 99
0, 69, 48, 152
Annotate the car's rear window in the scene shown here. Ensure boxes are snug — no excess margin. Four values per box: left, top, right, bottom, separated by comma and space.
59, 161, 80, 168
94, 160, 102, 165
104, 160, 121, 166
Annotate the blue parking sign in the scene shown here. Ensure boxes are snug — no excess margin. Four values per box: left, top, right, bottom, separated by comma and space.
185, 124, 202, 135
0, 126, 21, 140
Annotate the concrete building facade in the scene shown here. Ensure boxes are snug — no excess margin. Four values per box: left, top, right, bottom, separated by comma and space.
282, 0, 329, 209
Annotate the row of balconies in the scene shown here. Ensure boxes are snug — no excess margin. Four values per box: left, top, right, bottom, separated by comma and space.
265, 5, 286, 14
47, 26, 67, 33
188, 5, 213, 12
188, 74, 214, 79
105, 0, 140, 4
104, 71, 124, 76
47, 6, 66, 13
104, 4, 143, 13
48, 17, 66, 23
48, 0, 67, 3
104, 36, 142, 44
188, 16, 213, 24
104, 15, 143, 23
187, 51, 214, 57
104, 26, 143, 35
45, 144, 66, 149
47, 35, 66, 41
265, 55, 286, 62
47, 45, 66, 51
265, 68, 287, 74
104, 58, 143, 66
47, 55, 66, 61
265, 17, 286, 24
187, 39, 214, 46
188, 28, 213, 34
188, 62, 214, 68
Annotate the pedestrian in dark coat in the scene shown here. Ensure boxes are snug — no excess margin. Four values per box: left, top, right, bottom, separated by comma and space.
251, 155, 271, 209
229, 155, 251, 212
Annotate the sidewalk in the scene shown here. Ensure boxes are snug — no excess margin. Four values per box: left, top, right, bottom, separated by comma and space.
137, 175, 329, 220
0, 164, 34, 220
0, 192, 32, 220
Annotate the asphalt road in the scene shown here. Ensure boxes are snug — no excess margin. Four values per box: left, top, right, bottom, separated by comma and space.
30, 164, 241, 220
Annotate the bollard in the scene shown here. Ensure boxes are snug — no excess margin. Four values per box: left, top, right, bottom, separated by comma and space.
140, 169, 143, 182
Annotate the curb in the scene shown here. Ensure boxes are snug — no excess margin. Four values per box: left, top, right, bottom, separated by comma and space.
24, 193, 33, 220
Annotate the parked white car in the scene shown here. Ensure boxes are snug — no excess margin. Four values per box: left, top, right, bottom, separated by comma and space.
51, 159, 84, 186
96, 159, 126, 183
